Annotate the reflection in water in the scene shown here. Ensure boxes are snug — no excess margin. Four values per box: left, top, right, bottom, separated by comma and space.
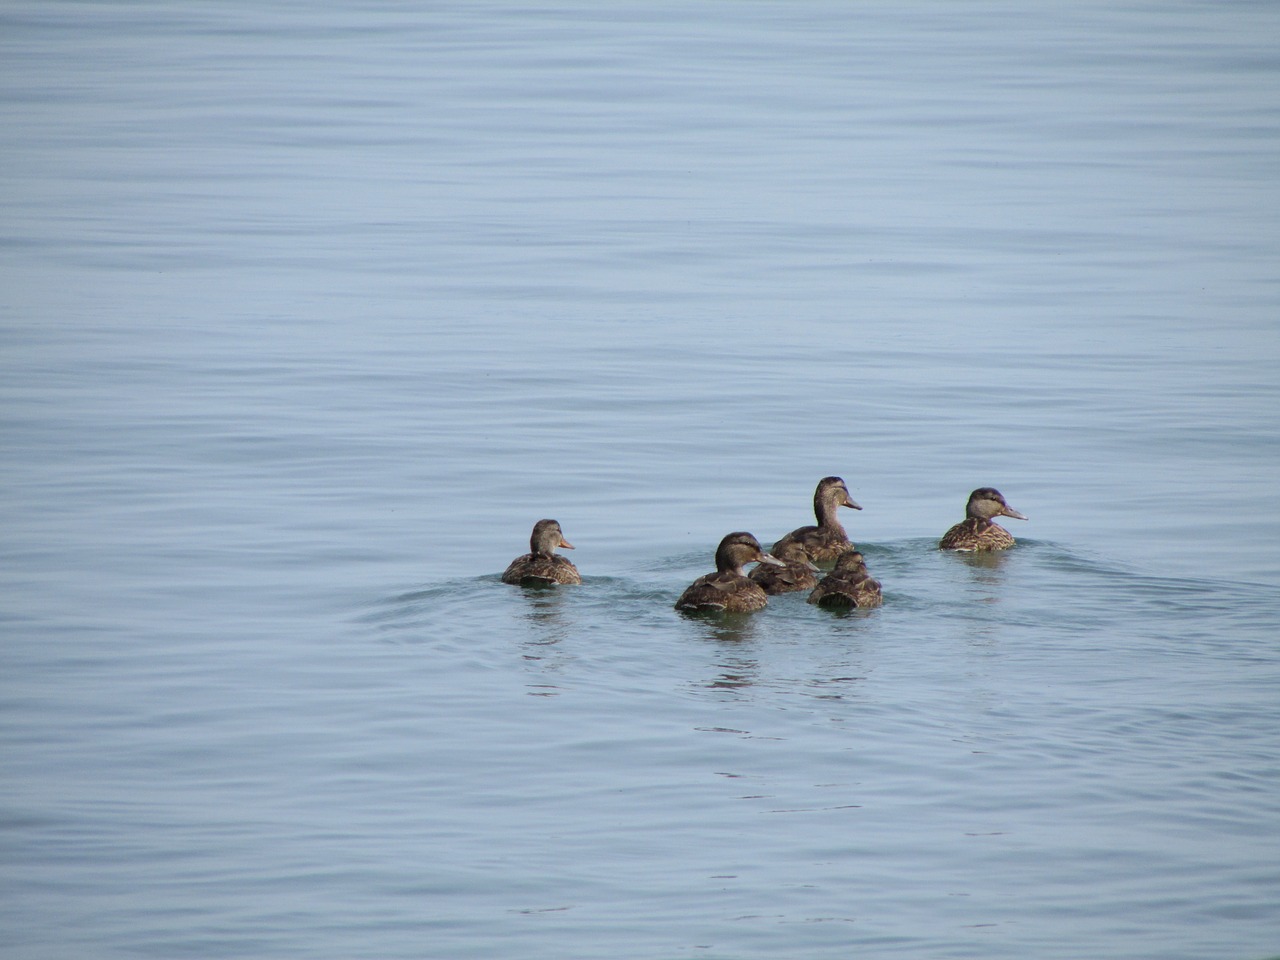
514, 587, 574, 693
958, 549, 1010, 574
805, 674, 867, 702
810, 604, 880, 620
519, 585, 570, 629
682, 611, 763, 693
681, 609, 761, 644
948, 549, 1011, 601
942, 549, 1014, 647
707, 669, 757, 692
707, 651, 761, 693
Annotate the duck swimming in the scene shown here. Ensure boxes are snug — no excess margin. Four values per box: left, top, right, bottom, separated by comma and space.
939, 488, 1028, 551
748, 539, 819, 595
501, 519, 581, 586
771, 476, 862, 564
675, 532, 784, 613
807, 549, 882, 608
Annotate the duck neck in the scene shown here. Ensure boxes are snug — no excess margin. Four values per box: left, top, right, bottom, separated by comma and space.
715, 550, 746, 577
815, 498, 846, 534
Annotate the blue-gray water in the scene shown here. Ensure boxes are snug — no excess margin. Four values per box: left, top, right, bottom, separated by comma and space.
3, 3, 1279, 959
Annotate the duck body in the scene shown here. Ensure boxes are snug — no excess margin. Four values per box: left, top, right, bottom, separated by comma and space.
939, 517, 1016, 551
502, 519, 581, 586
807, 550, 882, 609
676, 532, 783, 614
749, 539, 819, 595
772, 476, 862, 564
677, 571, 771, 613
939, 488, 1027, 552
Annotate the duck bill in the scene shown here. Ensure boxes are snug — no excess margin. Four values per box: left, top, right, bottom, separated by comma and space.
1001, 506, 1028, 521
558, 538, 576, 550
843, 497, 863, 510
756, 552, 786, 568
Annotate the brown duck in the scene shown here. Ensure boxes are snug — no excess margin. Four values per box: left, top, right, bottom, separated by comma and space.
939, 488, 1028, 551
748, 539, 819, 595
771, 476, 862, 564
675, 532, 784, 613
501, 519, 581, 586
807, 550, 882, 609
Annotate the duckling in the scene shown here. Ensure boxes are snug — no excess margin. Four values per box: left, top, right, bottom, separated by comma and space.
939, 487, 1028, 551
807, 550, 882, 608
501, 519, 581, 586
675, 532, 784, 613
748, 539, 819, 595
771, 476, 862, 564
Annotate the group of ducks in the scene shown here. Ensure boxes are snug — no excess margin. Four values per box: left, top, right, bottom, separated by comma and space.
500, 478, 1029, 614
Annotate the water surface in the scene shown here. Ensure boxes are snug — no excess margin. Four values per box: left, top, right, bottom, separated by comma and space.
2, 3, 1279, 958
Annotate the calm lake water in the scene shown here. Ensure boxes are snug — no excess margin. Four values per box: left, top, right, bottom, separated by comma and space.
3, 3, 1279, 958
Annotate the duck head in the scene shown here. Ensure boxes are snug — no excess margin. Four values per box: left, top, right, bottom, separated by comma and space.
817, 476, 862, 513
530, 519, 574, 558
715, 532, 784, 575
965, 488, 1027, 522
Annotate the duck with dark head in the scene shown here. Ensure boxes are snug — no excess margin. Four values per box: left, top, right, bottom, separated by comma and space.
939, 488, 1028, 551
501, 519, 581, 586
675, 532, 784, 614
771, 476, 862, 564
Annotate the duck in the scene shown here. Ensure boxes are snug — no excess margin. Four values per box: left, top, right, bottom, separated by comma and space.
939, 487, 1028, 551
771, 476, 862, 564
675, 532, 784, 613
501, 519, 582, 586
807, 549, 882, 608
748, 538, 819, 595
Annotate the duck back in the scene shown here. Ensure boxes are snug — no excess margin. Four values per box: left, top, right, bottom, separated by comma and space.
808, 572, 882, 608
772, 525, 852, 564
749, 553, 818, 594
676, 572, 769, 613
501, 554, 582, 586
939, 518, 1016, 552
807, 550, 882, 608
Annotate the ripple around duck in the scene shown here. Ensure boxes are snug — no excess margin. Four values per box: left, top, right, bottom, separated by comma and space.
357, 536, 1279, 648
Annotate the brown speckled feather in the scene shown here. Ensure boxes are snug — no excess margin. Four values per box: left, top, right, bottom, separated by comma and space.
749, 541, 818, 594
807, 551, 883, 608
501, 553, 582, 586
938, 518, 1016, 552
809, 574, 882, 608
771, 525, 854, 564
676, 571, 770, 612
